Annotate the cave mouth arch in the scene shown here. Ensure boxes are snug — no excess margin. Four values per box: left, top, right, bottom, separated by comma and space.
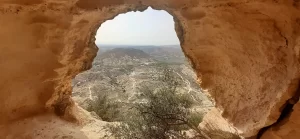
71, 7, 213, 137
0, 1, 297, 138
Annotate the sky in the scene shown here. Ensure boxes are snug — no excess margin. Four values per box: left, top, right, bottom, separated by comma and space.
95, 7, 180, 46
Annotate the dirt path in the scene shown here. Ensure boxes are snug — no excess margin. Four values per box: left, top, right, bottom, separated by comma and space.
174, 70, 192, 94
128, 71, 137, 100
88, 85, 93, 100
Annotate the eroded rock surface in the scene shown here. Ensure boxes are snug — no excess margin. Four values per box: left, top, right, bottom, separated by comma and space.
0, 106, 112, 139
199, 108, 240, 139
0, 0, 300, 138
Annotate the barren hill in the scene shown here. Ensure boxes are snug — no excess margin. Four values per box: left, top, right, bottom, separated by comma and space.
94, 48, 154, 66
98, 48, 151, 59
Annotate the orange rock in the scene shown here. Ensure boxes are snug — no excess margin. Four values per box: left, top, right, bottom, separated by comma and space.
0, 0, 299, 138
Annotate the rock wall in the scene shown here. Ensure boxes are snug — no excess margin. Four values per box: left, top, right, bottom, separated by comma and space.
0, 0, 300, 138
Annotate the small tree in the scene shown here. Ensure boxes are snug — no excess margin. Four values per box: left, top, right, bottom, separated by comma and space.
87, 93, 121, 122
108, 66, 208, 139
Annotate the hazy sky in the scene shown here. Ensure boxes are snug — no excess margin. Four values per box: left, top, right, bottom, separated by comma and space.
95, 7, 180, 46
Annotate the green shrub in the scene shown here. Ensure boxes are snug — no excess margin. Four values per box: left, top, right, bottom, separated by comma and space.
107, 66, 207, 139
87, 94, 121, 122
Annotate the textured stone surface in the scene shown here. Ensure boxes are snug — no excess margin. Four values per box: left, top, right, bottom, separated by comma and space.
0, 106, 111, 139
261, 103, 300, 139
0, 0, 300, 138
198, 108, 240, 139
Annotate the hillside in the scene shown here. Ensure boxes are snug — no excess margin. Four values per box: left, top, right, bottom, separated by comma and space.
98, 48, 151, 59
72, 46, 213, 137
98, 45, 185, 63
73, 46, 212, 109
93, 48, 154, 66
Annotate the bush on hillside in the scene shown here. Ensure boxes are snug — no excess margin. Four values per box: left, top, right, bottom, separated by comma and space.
107, 66, 207, 139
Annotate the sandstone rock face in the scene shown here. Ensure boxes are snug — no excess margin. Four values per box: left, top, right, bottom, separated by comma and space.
261, 95, 300, 139
0, 0, 300, 138
199, 108, 240, 139
0, 106, 112, 139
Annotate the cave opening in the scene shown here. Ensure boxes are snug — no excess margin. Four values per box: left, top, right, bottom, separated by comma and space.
72, 7, 213, 138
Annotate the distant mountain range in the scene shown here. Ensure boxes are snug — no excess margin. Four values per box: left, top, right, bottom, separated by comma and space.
96, 45, 185, 63
98, 48, 151, 59
93, 48, 154, 66
97, 44, 179, 52
96, 44, 180, 48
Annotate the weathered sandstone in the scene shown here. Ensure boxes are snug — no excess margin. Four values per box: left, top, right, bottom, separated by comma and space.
0, 0, 300, 138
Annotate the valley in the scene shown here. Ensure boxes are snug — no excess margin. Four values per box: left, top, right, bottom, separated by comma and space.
73, 45, 213, 111
72, 45, 214, 137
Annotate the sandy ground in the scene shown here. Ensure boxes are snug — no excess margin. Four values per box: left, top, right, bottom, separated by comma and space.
0, 106, 113, 139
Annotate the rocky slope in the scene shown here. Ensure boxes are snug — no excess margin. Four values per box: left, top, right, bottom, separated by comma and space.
0, 106, 113, 139
0, 0, 300, 138
72, 47, 213, 112
71, 47, 214, 138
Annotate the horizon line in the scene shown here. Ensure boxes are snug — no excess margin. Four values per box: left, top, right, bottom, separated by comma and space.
96, 44, 180, 46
